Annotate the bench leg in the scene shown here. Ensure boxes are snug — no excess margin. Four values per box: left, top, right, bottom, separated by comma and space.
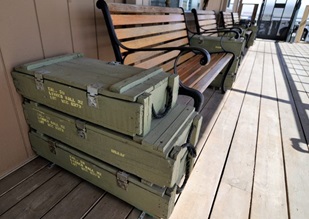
220, 54, 236, 94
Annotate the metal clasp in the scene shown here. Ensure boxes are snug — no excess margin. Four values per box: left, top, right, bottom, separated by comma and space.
75, 120, 87, 139
48, 140, 57, 154
116, 171, 129, 190
87, 83, 103, 108
34, 69, 50, 90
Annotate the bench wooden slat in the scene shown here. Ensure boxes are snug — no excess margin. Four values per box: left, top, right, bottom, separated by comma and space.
197, 14, 217, 20
115, 23, 186, 40
123, 38, 189, 65
107, 3, 182, 14
162, 52, 196, 72
192, 53, 233, 91
120, 30, 188, 49
135, 50, 180, 69
199, 22, 217, 30
180, 54, 224, 84
111, 14, 185, 26
199, 20, 217, 26
192, 10, 220, 36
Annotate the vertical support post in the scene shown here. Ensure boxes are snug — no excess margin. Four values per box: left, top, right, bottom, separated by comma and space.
251, 4, 259, 23
238, 1, 243, 15
295, 5, 309, 43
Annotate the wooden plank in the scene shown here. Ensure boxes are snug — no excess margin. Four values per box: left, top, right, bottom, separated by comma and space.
0, 165, 61, 215
275, 43, 309, 218
115, 23, 186, 40
210, 48, 260, 219
192, 54, 233, 92
0, 49, 31, 178
250, 43, 288, 219
192, 88, 229, 157
0, 157, 48, 195
111, 14, 184, 26
35, 0, 73, 57
121, 30, 188, 49
134, 50, 180, 69
42, 182, 105, 219
67, 0, 98, 59
178, 54, 220, 81
123, 38, 188, 65
0, 0, 44, 176
126, 209, 143, 219
278, 43, 309, 143
1, 171, 81, 218
107, 2, 182, 14
170, 45, 257, 219
84, 193, 133, 219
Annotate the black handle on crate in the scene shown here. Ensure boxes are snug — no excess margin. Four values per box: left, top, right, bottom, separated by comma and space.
176, 125, 197, 194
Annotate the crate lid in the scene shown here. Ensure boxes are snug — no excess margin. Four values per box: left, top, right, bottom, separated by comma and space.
14, 53, 170, 102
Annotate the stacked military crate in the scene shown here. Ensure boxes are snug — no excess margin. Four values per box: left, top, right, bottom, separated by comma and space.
12, 53, 202, 219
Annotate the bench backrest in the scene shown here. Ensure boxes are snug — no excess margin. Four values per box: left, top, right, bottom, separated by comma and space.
97, 1, 191, 72
232, 12, 240, 25
220, 11, 234, 29
191, 9, 219, 37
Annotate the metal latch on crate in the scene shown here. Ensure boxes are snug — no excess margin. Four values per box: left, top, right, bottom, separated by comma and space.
34, 69, 50, 90
75, 119, 87, 139
87, 83, 103, 108
48, 140, 57, 154
116, 171, 129, 190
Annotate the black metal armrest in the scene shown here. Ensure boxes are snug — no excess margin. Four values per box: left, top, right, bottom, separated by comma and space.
199, 28, 240, 39
122, 45, 211, 66
178, 83, 204, 112
230, 26, 243, 35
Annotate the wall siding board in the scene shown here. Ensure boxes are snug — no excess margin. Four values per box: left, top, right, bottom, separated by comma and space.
35, 0, 74, 57
0, 0, 43, 177
68, 0, 98, 59
0, 49, 30, 177
0, 0, 130, 177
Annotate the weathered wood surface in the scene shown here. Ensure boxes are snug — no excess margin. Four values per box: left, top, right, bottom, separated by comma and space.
1, 40, 309, 219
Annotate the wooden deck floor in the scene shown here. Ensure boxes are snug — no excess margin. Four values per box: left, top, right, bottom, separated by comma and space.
0, 40, 308, 219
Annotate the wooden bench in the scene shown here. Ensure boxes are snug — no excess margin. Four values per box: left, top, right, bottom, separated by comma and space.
190, 9, 246, 89
191, 9, 239, 38
220, 11, 252, 47
96, 0, 234, 111
232, 12, 257, 47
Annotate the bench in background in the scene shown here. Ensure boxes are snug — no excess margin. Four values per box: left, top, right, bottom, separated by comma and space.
232, 12, 257, 47
220, 11, 252, 48
190, 9, 246, 89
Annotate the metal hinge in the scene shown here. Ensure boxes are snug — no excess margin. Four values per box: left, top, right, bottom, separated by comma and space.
75, 120, 87, 139
48, 140, 57, 154
116, 171, 129, 190
87, 83, 103, 108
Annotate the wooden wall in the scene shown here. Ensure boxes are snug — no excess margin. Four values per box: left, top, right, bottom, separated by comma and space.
0, 0, 228, 178
0, 0, 122, 178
